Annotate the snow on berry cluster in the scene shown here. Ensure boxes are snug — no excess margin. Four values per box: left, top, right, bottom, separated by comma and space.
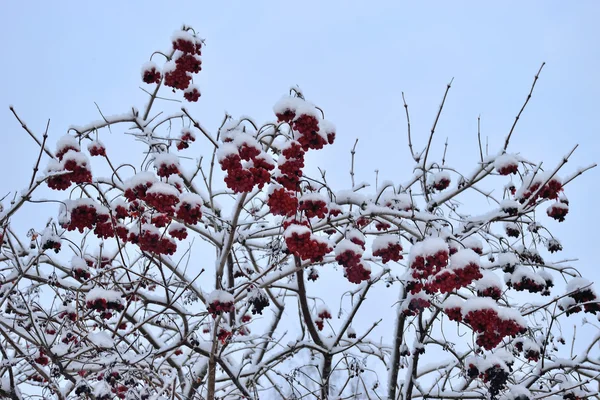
273, 96, 336, 151
559, 277, 600, 315
334, 238, 371, 284
515, 172, 563, 205
141, 29, 203, 102
315, 304, 332, 331
452, 298, 527, 350
177, 128, 196, 150
372, 235, 403, 264
425, 248, 483, 294
46, 135, 93, 190
217, 134, 274, 193
284, 224, 332, 263
86, 288, 125, 320
505, 266, 553, 295
207, 290, 235, 317
429, 170, 451, 191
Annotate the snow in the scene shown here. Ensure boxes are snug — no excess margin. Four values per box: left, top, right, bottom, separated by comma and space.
442, 296, 464, 310
409, 237, 448, 263
299, 192, 328, 203
461, 236, 482, 251
178, 192, 204, 206
372, 235, 400, 252
429, 170, 451, 185
500, 199, 519, 211
508, 266, 546, 286
146, 182, 179, 197
334, 239, 364, 256
497, 252, 519, 269
449, 249, 480, 270
56, 134, 80, 153
461, 297, 498, 315
154, 152, 180, 168
88, 331, 114, 348
217, 142, 239, 161
86, 288, 123, 303
494, 153, 518, 170
272, 96, 305, 115
566, 277, 593, 293
141, 60, 159, 74
62, 149, 91, 168
124, 171, 158, 189
283, 224, 311, 239
233, 133, 260, 150
207, 289, 234, 304
474, 271, 502, 291
171, 29, 196, 44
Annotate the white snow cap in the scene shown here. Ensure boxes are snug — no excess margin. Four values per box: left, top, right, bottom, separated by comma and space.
494, 153, 518, 170
56, 134, 80, 153
408, 237, 448, 263
154, 152, 180, 168
146, 182, 179, 197
86, 288, 122, 303
449, 249, 480, 270
372, 235, 400, 252
474, 271, 502, 291
207, 289, 234, 304
334, 239, 364, 256
124, 171, 158, 189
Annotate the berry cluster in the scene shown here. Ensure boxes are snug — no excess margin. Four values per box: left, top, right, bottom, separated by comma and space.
175, 194, 203, 225
507, 276, 549, 295
219, 142, 274, 193
168, 224, 188, 240
207, 299, 234, 317
248, 289, 270, 315
403, 296, 431, 316
177, 128, 196, 150
217, 328, 231, 344
335, 240, 371, 284
547, 202, 569, 222
284, 225, 331, 262
307, 267, 319, 281
298, 197, 328, 219
547, 238, 562, 253
518, 176, 562, 205
47, 145, 93, 191
444, 306, 463, 322
505, 223, 520, 238
155, 157, 180, 178
141, 62, 161, 84
87, 140, 106, 157
86, 297, 125, 319
410, 247, 449, 281
133, 225, 177, 255
145, 188, 179, 214
276, 141, 305, 191
267, 187, 298, 216
372, 242, 403, 264
463, 308, 526, 350
34, 349, 49, 366
162, 31, 202, 98
41, 238, 61, 253
61, 203, 107, 233
481, 364, 510, 400
477, 286, 502, 300
315, 308, 332, 331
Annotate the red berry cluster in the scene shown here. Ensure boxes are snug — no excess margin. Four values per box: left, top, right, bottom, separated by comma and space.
217, 328, 231, 344
177, 129, 196, 150
47, 148, 93, 191
463, 309, 526, 350
133, 226, 177, 255
142, 64, 161, 84
547, 202, 568, 222
372, 243, 403, 264
561, 288, 600, 316
518, 177, 562, 204
207, 299, 234, 317
86, 298, 124, 318
292, 114, 329, 150
220, 145, 274, 193
145, 190, 179, 214
34, 349, 49, 365
444, 306, 463, 322
335, 243, 371, 284
175, 197, 203, 225
156, 161, 180, 178
497, 163, 519, 176
73, 266, 91, 281
183, 86, 201, 102
285, 226, 331, 262
88, 141, 106, 157
276, 141, 305, 191
375, 221, 391, 231
164, 32, 202, 94
241, 314, 251, 323
167, 225, 187, 240
477, 286, 502, 300
151, 213, 170, 227
61, 204, 105, 233
268, 187, 298, 216
505, 224, 520, 238
410, 249, 449, 281
124, 179, 155, 202
298, 198, 328, 219
307, 267, 319, 281
432, 177, 450, 191
315, 308, 332, 331
507, 276, 548, 295
403, 297, 431, 316
427, 261, 483, 294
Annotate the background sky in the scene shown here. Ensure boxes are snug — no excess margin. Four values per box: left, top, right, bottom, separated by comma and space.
1, 1, 600, 394
2, 0, 598, 273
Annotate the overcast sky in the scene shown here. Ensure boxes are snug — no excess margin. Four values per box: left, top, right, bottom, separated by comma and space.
1, 3, 600, 371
